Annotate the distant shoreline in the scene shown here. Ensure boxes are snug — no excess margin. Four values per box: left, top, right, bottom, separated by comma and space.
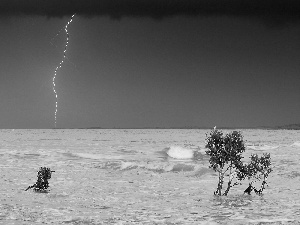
81, 124, 300, 130
2, 123, 300, 130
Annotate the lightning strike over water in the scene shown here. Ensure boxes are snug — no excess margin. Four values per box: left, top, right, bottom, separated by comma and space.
52, 14, 75, 128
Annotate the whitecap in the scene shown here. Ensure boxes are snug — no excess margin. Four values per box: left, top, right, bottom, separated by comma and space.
120, 161, 172, 172
167, 146, 195, 159
247, 145, 279, 150
120, 161, 138, 170
248, 218, 295, 223
117, 160, 199, 173
291, 141, 300, 147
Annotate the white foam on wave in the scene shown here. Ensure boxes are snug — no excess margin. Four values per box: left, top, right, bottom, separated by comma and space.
291, 141, 300, 147
247, 145, 279, 150
167, 146, 195, 159
73, 153, 122, 160
119, 161, 173, 172
248, 218, 295, 223
120, 161, 138, 170
100, 160, 206, 174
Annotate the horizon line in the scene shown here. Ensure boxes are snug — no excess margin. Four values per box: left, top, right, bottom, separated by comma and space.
1, 123, 300, 130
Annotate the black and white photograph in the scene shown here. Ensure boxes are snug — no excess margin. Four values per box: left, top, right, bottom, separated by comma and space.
1, 0, 300, 224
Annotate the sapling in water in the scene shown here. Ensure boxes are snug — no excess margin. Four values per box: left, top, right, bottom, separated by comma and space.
205, 129, 246, 196
25, 167, 55, 192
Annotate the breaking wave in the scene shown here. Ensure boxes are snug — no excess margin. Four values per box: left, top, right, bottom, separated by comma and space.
166, 146, 205, 160
95, 160, 211, 175
291, 141, 300, 147
247, 145, 279, 150
167, 146, 194, 159
68, 152, 208, 174
119, 161, 195, 173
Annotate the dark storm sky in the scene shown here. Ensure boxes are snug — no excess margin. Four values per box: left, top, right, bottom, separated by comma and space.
0, 0, 300, 128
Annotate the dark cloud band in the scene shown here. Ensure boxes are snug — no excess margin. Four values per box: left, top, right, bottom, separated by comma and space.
1, 0, 300, 24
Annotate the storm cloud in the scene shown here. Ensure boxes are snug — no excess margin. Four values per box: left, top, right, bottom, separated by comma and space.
1, 0, 300, 24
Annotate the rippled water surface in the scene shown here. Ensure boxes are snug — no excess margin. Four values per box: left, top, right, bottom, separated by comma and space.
1, 129, 300, 224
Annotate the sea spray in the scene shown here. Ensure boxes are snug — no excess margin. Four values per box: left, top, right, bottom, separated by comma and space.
167, 146, 194, 159
166, 146, 206, 160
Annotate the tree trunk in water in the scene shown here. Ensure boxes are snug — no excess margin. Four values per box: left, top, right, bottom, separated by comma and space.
223, 181, 231, 196
215, 172, 224, 196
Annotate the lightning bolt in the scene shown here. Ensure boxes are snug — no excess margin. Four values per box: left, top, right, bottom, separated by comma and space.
52, 14, 75, 128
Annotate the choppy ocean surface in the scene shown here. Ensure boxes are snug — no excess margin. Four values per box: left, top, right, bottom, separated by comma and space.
1, 129, 300, 225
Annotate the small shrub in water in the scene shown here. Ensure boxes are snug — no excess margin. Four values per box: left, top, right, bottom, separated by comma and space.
237, 153, 272, 195
25, 167, 55, 192
205, 128, 272, 196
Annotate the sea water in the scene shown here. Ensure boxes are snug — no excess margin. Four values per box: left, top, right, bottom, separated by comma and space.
0, 129, 300, 224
